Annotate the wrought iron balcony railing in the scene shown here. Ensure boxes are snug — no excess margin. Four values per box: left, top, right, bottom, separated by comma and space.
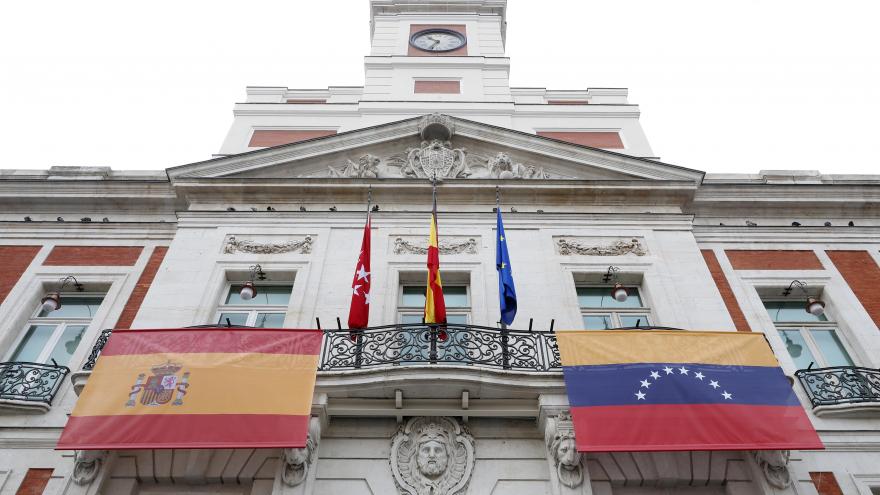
320, 323, 561, 371
795, 366, 880, 407
83, 324, 562, 372
0, 361, 70, 405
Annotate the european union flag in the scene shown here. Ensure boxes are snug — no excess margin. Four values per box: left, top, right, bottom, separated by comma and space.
496, 209, 517, 325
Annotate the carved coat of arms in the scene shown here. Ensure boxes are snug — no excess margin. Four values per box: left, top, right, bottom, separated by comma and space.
126, 361, 190, 407
404, 140, 470, 179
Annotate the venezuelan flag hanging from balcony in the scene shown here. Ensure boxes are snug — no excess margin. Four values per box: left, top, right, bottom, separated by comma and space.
57, 328, 322, 450
557, 330, 823, 452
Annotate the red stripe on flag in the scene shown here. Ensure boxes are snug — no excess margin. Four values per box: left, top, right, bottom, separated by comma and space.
101, 329, 323, 356
571, 404, 824, 452
57, 413, 310, 450
426, 245, 446, 323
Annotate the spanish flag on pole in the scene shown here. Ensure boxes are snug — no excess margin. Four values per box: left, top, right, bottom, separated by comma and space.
424, 186, 446, 324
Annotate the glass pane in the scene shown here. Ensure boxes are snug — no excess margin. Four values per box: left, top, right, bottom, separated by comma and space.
46, 325, 87, 366
218, 312, 249, 326
577, 287, 642, 309
583, 315, 612, 330
400, 314, 424, 324
226, 285, 292, 305
619, 315, 651, 328
10, 325, 56, 362
810, 329, 854, 367
255, 313, 285, 328
401, 285, 467, 308
764, 300, 828, 323
446, 314, 468, 324
38, 295, 105, 318
780, 330, 817, 370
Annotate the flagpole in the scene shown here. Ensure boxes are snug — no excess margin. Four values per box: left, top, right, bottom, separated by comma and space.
496, 186, 507, 332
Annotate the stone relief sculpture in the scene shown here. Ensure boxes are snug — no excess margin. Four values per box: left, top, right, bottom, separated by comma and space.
308, 114, 561, 179
328, 154, 381, 178
72, 450, 108, 485
752, 450, 791, 489
556, 238, 646, 256
390, 416, 475, 495
545, 411, 584, 489
223, 235, 312, 254
281, 419, 321, 487
393, 237, 478, 255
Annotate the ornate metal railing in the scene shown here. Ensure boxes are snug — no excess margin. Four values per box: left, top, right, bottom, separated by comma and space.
795, 366, 880, 407
319, 323, 561, 372
84, 325, 561, 373
82, 328, 113, 371
0, 361, 70, 405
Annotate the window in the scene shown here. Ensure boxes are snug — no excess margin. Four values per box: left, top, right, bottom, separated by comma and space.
8, 294, 105, 366
398, 285, 469, 325
216, 284, 292, 328
578, 286, 651, 329
764, 299, 854, 369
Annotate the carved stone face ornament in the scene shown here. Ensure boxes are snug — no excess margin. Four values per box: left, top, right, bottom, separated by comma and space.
390, 416, 475, 495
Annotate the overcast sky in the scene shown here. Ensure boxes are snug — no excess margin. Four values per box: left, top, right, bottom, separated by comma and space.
2, 1, 878, 174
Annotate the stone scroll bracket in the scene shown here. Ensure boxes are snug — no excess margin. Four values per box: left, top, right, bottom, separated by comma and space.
62, 450, 115, 495
544, 412, 591, 495
276, 416, 322, 494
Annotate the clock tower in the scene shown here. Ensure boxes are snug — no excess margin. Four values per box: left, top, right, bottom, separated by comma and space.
364, 0, 512, 103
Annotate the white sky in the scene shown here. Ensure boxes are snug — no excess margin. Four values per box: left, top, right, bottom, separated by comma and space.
2, 0, 879, 174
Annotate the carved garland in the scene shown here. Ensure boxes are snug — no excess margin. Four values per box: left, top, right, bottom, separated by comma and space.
223, 235, 312, 255
556, 238, 646, 256
394, 237, 477, 255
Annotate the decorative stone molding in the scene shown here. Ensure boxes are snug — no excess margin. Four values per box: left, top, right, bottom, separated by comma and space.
328, 154, 381, 178
555, 237, 646, 256
545, 411, 584, 488
390, 416, 475, 495
281, 419, 321, 487
418, 113, 455, 141
223, 235, 312, 255
72, 450, 108, 485
393, 237, 477, 255
752, 450, 791, 489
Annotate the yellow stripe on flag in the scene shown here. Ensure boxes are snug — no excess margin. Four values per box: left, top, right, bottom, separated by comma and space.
557, 330, 780, 367
74, 353, 317, 417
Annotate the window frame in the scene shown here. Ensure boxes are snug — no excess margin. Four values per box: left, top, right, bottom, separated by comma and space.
397, 283, 471, 325
5, 291, 106, 366
214, 282, 293, 328
763, 298, 856, 369
577, 285, 652, 330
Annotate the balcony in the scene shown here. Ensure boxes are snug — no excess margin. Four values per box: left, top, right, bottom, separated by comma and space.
795, 366, 880, 417
0, 361, 70, 412
81, 324, 561, 373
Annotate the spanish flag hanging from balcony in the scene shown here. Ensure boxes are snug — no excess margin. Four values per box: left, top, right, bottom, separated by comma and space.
424, 186, 446, 324
557, 330, 823, 452
57, 328, 322, 450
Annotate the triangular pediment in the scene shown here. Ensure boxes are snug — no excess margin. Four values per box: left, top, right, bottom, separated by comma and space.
167, 115, 704, 183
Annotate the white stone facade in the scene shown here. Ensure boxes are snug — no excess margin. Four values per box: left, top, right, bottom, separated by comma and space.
1, 1, 880, 494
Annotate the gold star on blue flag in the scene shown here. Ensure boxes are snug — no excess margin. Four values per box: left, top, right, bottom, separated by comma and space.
496, 209, 517, 325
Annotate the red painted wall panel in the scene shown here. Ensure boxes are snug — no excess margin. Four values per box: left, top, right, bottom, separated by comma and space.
725, 250, 824, 270
43, 246, 142, 266
701, 250, 753, 332
810, 472, 844, 495
414, 80, 460, 94
827, 250, 880, 329
536, 131, 624, 149
248, 130, 337, 147
15, 469, 53, 495
0, 246, 41, 305
115, 246, 168, 329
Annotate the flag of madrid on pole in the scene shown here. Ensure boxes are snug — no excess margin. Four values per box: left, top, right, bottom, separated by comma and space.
557, 330, 824, 452
348, 214, 371, 328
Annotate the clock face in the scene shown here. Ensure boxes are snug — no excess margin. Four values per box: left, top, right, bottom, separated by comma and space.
410, 29, 466, 53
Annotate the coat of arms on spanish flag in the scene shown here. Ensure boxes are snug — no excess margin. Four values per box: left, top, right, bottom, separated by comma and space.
57, 328, 322, 450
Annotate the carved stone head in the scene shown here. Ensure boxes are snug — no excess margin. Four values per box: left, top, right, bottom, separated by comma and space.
391, 416, 475, 495
551, 434, 581, 468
